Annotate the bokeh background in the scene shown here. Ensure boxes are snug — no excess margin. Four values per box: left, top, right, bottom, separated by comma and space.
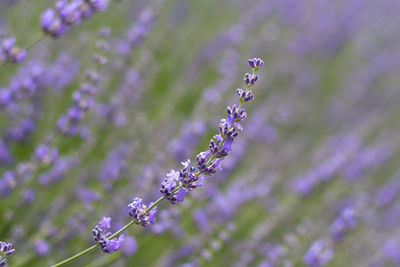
1, 0, 400, 266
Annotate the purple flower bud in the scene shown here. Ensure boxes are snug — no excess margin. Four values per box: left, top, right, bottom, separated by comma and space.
87, 0, 108, 11
329, 206, 357, 242
22, 188, 35, 203
122, 236, 137, 255
92, 54, 107, 65
55, 0, 67, 10
99, 217, 111, 229
175, 187, 188, 202
41, 9, 55, 29
128, 198, 158, 227
59, 5, 82, 26
8, 47, 26, 63
248, 57, 264, 70
86, 70, 99, 83
0, 89, 12, 107
98, 27, 111, 37
148, 205, 158, 225
33, 239, 49, 256
41, 9, 65, 38
303, 240, 334, 267
0, 241, 15, 265
34, 145, 58, 165
160, 170, 181, 204
243, 73, 258, 86
79, 3, 94, 20
1, 37, 15, 52
67, 106, 84, 122
105, 235, 125, 253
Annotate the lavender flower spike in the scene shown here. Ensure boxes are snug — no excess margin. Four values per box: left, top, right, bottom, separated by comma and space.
53, 58, 263, 266
0, 241, 15, 267
159, 58, 263, 207
40, 0, 110, 38
303, 239, 334, 267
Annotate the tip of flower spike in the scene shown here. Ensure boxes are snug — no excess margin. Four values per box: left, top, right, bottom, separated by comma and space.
248, 57, 264, 71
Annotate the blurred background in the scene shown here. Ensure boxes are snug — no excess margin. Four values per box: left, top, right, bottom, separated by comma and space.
1, 0, 400, 266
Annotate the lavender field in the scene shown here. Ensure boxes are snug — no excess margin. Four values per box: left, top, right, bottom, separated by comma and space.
1, 0, 400, 266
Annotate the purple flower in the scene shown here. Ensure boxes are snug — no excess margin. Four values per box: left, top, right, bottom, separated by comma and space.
128, 198, 158, 227
122, 236, 137, 255
303, 240, 334, 267
329, 206, 357, 242
34, 145, 58, 165
0, 172, 16, 197
0, 139, 12, 164
175, 187, 188, 202
0, 89, 12, 107
40, 9, 65, 38
87, 0, 108, 11
22, 188, 35, 203
243, 73, 258, 86
92, 218, 124, 254
177, 160, 202, 190
0, 36, 26, 64
1, 37, 15, 52
382, 239, 400, 265
99, 217, 111, 230
258, 262, 272, 267
105, 235, 124, 253
58, 1, 82, 25
40, 0, 109, 37
148, 205, 158, 225
8, 47, 26, 63
33, 239, 49, 256
0, 241, 15, 266
236, 88, 254, 103
79, 3, 95, 20
160, 170, 182, 204
248, 57, 264, 71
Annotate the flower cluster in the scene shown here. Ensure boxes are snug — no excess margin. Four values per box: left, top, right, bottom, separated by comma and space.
160, 160, 200, 204
128, 198, 158, 227
160, 170, 184, 204
329, 206, 357, 242
0, 162, 35, 198
0, 35, 26, 64
92, 217, 124, 254
0, 241, 15, 267
0, 62, 44, 111
303, 239, 334, 267
41, 0, 109, 38
122, 8, 156, 52
57, 28, 110, 136
248, 57, 264, 71
35, 145, 58, 166
179, 160, 203, 190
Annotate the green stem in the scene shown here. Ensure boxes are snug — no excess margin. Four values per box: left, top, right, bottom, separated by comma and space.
49, 244, 98, 267
25, 31, 46, 50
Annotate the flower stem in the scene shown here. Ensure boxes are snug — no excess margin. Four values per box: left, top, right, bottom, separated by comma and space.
25, 31, 46, 50
49, 244, 98, 267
